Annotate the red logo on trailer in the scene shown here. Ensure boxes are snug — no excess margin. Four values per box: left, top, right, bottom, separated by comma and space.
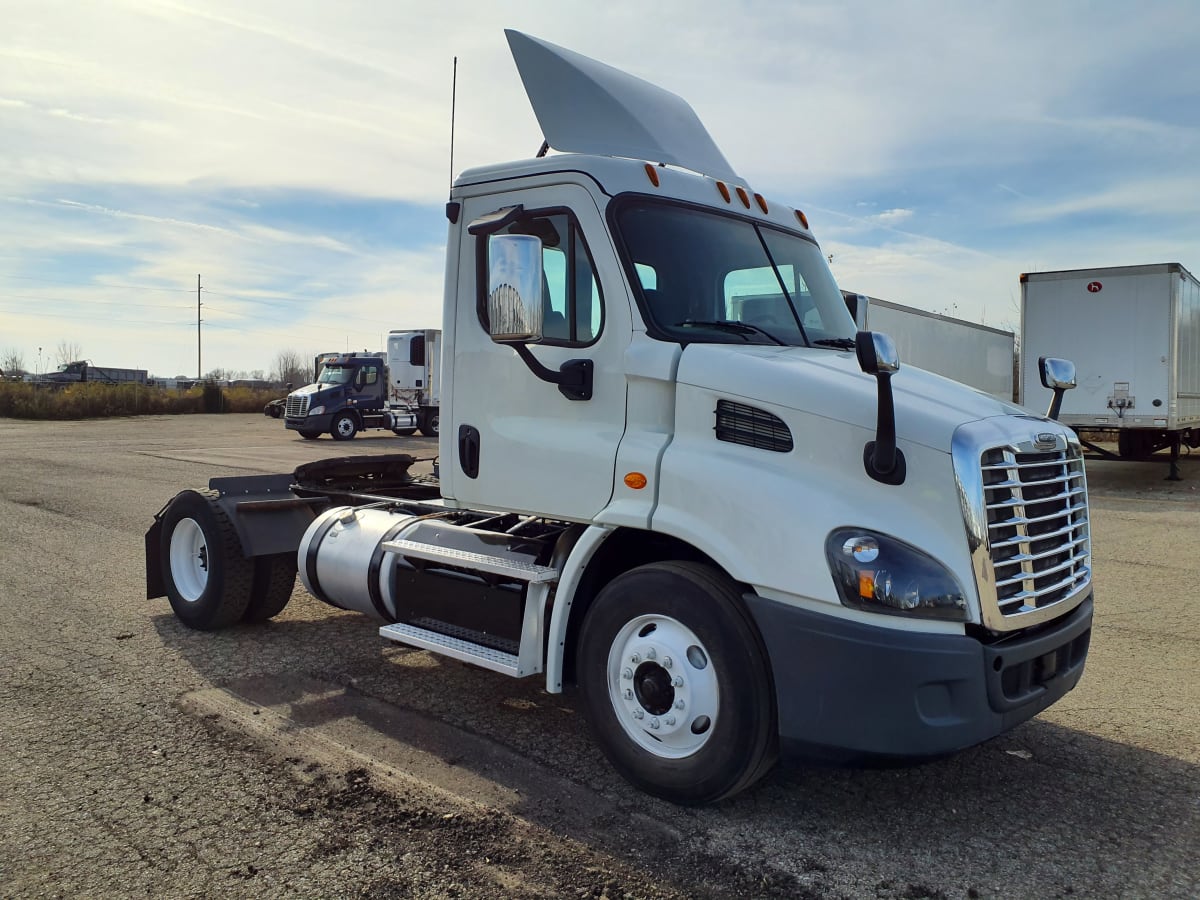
1087, 281, 1103, 293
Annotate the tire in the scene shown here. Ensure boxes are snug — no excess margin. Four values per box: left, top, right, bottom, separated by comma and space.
242, 553, 297, 623
299, 430, 321, 440
160, 490, 254, 630
270, 406, 281, 419
392, 427, 417, 437
577, 561, 778, 805
331, 412, 358, 441
418, 410, 439, 438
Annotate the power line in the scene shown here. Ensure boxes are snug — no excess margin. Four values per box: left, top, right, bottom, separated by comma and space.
0, 272, 192, 294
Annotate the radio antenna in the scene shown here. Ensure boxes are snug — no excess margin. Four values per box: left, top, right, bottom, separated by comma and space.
448, 56, 458, 196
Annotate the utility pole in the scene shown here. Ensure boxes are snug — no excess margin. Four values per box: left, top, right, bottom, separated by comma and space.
197, 274, 202, 380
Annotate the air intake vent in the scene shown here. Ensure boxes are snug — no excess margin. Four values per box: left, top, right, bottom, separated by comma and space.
714, 400, 793, 452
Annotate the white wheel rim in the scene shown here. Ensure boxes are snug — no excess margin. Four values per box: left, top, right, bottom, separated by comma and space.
169, 517, 209, 602
606, 614, 719, 759
336, 418, 354, 437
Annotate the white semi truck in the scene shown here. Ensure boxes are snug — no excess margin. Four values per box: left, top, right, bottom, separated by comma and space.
144, 31, 1093, 805
1020, 263, 1200, 476
843, 292, 1015, 401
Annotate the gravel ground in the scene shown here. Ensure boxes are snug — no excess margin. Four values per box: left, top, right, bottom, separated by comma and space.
0, 414, 1196, 899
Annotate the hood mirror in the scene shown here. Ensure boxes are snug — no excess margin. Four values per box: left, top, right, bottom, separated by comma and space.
856, 331, 905, 485
1038, 357, 1076, 421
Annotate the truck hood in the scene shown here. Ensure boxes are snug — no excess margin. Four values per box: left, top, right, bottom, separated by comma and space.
677, 344, 1029, 453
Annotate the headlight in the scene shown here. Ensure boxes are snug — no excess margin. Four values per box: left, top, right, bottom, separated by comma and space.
825, 528, 968, 621
308, 405, 325, 416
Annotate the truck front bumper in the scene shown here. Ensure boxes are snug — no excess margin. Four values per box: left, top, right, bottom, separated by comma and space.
743, 594, 1092, 760
286, 413, 333, 433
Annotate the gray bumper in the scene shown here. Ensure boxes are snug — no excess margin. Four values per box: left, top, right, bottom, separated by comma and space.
743, 594, 1092, 760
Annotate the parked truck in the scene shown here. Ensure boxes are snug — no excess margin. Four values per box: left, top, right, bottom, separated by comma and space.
283, 351, 389, 440
843, 292, 1015, 401
43, 360, 148, 385
144, 31, 1093, 805
1020, 263, 1200, 473
384, 329, 441, 437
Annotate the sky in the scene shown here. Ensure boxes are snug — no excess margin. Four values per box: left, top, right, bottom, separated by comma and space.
1, 0, 1197, 379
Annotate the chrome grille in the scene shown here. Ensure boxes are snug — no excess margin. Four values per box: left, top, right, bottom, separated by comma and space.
285, 394, 309, 418
952, 419, 1092, 632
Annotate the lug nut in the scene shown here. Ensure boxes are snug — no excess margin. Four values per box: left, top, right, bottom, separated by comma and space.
623, 689, 634, 700
674, 698, 685, 710
650, 718, 660, 730
662, 656, 673, 669
672, 676, 684, 688
664, 716, 676, 726
632, 709, 644, 720
630, 653, 641, 664
622, 667, 633, 680
645, 648, 656, 660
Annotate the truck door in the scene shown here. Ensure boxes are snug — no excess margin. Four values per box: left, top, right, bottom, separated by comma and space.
447, 183, 630, 521
353, 360, 384, 409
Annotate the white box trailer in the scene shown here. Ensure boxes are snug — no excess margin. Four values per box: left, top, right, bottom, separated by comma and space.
1019, 263, 1200, 460
843, 292, 1015, 401
386, 329, 440, 437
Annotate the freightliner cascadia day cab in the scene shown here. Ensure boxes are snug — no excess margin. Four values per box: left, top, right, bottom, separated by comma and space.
145, 31, 1094, 805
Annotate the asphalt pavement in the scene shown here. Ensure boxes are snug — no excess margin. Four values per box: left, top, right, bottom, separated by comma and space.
0, 414, 1196, 898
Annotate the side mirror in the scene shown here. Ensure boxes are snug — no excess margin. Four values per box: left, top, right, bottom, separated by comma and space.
856, 331, 900, 375
1038, 357, 1077, 421
486, 234, 544, 343
855, 331, 904, 485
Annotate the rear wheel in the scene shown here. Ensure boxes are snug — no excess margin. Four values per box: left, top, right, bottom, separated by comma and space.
160, 490, 254, 630
331, 413, 358, 441
242, 553, 297, 622
577, 561, 777, 805
392, 427, 417, 437
418, 410, 439, 438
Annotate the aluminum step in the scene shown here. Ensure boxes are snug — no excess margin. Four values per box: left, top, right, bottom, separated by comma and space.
380, 539, 558, 583
379, 621, 521, 676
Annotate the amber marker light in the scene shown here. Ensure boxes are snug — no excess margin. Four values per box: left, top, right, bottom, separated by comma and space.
754, 193, 768, 214
716, 181, 731, 203
858, 571, 876, 600
735, 186, 751, 208
795, 209, 810, 229
644, 163, 660, 187
624, 472, 648, 490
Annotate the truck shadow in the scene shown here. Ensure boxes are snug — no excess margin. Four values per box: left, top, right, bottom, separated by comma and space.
153, 609, 1200, 897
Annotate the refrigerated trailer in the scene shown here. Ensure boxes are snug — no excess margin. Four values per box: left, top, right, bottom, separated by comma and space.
843, 292, 1015, 401
1020, 263, 1200, 474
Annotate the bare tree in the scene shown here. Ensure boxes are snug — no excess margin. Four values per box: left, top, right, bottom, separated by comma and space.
272, 349, 309, 388
1, 347, 25, 377
55, 340, 84, 366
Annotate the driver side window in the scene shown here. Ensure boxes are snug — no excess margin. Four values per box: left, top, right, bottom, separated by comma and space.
494, 211, 604, 347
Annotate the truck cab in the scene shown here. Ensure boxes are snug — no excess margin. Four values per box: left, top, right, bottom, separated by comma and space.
284, 352, 386, 440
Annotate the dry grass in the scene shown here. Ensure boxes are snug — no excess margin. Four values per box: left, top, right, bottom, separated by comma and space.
0, 381, 282, 420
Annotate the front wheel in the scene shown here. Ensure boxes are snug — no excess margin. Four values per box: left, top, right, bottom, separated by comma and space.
160, 490, 254, 630
330, 413, 358, 441
577, 561, 778, 805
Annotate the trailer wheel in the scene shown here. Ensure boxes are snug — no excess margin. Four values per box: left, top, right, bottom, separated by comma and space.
577, 561, 777, 805
418, 411, 439, 438
160, 490, 254, 630
331, 413, 358, 441
242, 553, 297, 623
299, 430, 321, 440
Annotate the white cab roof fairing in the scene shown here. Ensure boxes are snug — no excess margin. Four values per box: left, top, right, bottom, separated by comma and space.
505, 29, 741, 184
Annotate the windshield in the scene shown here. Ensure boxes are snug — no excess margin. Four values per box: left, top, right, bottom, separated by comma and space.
318, 365, 353, 385
614, 199, 856, 347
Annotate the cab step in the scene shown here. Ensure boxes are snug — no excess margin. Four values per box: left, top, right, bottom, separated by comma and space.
380, 539, 558, 583
379, 621, 522, 676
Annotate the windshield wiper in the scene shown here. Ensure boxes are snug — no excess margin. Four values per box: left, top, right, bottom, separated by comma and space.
811, 337, 857, 350
676, 320, 787, 346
